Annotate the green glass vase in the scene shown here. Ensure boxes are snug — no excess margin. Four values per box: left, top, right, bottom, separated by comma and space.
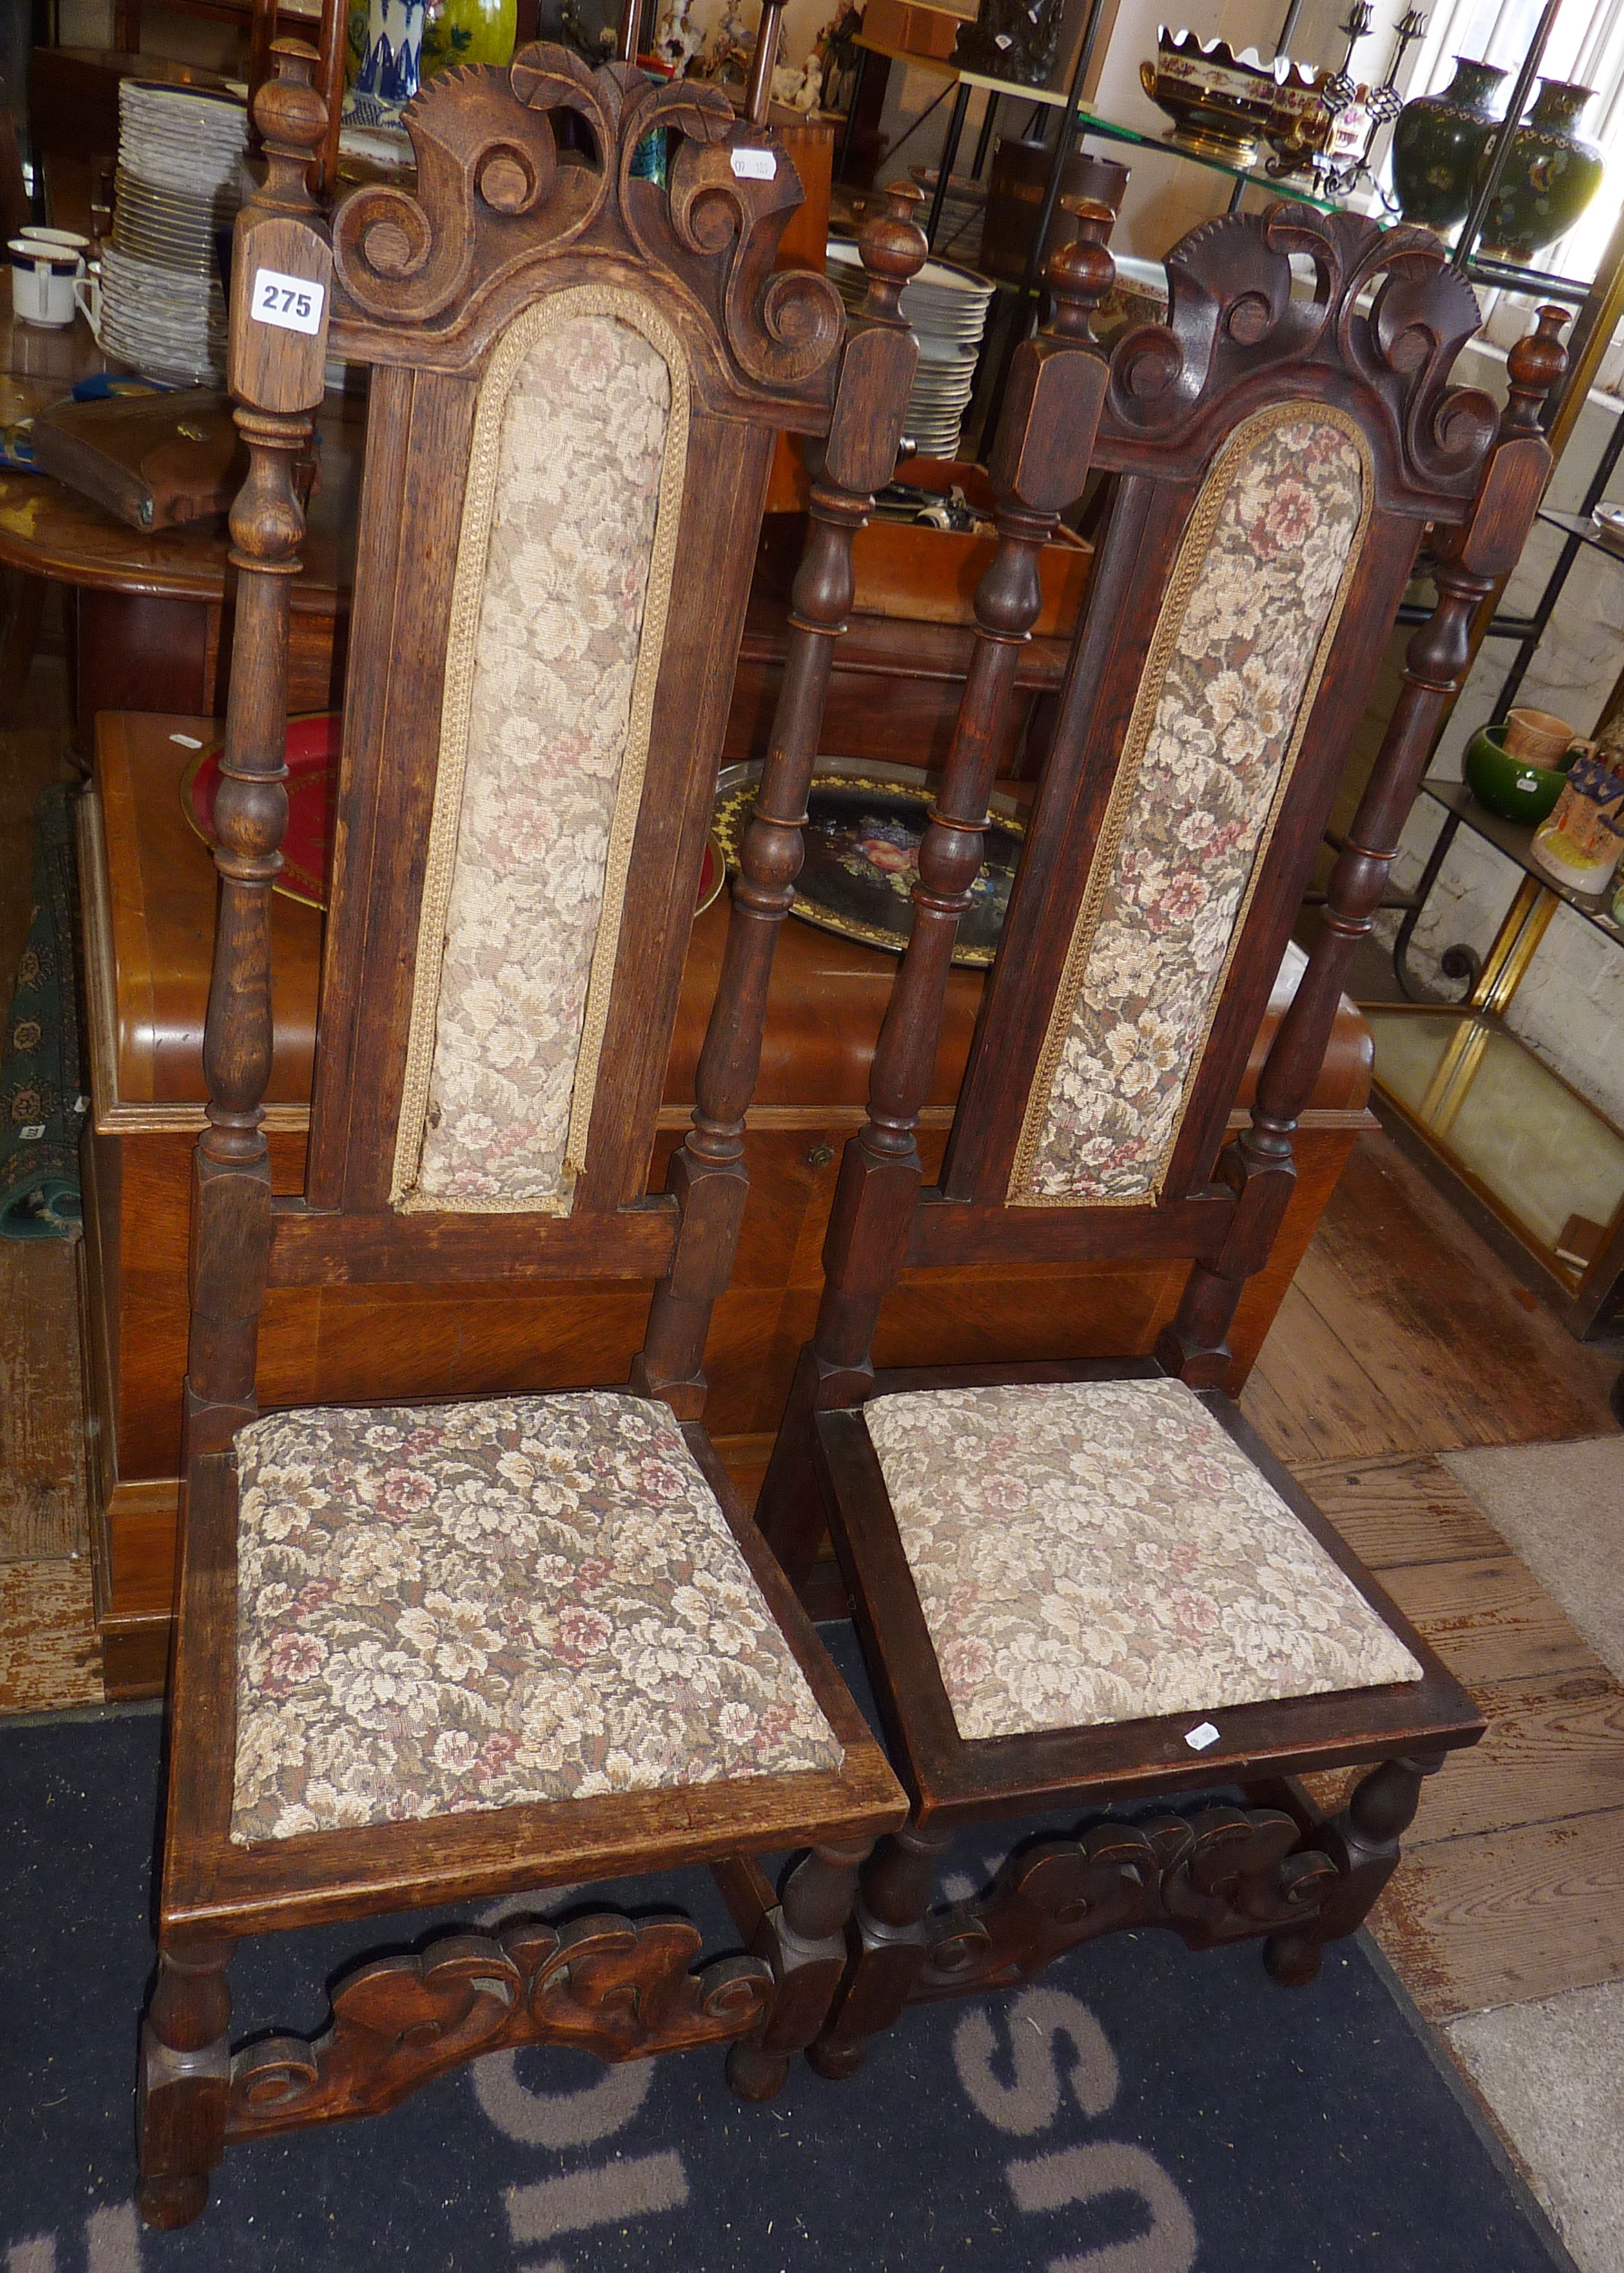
422, 0, 516, 77
1391, 57, 1506, 231
1478, 79, 1605, 260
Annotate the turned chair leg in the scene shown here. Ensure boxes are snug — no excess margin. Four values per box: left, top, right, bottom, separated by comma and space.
137, 1935, 235, 2230
806, 1820, 950, 2080
1264, 1753, 1444, 1988
727, 1840, 871, 2101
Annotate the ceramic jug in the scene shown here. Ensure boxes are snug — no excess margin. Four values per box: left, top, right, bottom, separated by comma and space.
422, 0, 516, 77
344, 0, 425, 127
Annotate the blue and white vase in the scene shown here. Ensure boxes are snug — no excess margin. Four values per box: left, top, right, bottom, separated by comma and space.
344, 0, 426, 128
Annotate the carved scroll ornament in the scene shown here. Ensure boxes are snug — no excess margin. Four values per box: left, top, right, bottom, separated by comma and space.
1105, 205, 1498, 498
227, 1912, 772, 2136
331, 46, 844, 392
912, 1806, 1340, 2000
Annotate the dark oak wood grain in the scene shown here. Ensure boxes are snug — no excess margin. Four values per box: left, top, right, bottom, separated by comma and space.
139, 39, 925, 2228
745, 208, 1569, 2076
79, 703, 1374, 1692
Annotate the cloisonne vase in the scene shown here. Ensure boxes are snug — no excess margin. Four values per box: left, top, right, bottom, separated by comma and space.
422, 0, 518, 77
1390, 56, 1505, 230
1478, 79, 1605, 260
343, 0, 425, 126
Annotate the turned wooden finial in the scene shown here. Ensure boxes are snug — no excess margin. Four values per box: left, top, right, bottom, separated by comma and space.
1043, 210, 1117, 344
856, 181, 928, 324
745, 0, 785, 126
1503, 304, 1569, 432
254, 39, 327, 214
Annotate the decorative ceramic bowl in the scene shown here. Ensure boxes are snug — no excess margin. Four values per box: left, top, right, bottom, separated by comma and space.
1264, 61, 1332, 175
1090, 253, 1170, 348
1141, 30, 1280, 164
1465, 723, 1576, 825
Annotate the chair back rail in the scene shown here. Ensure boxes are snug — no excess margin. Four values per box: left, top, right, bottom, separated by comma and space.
186, 39, 923, 1467
756, 204, 1565, 1577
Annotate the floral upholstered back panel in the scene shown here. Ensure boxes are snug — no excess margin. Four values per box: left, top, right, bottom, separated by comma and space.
1010, 407, 1370, 1207
391, 288, 690, 1215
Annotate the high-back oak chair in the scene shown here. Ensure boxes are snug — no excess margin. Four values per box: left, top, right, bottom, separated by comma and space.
750, 205, 1567, 2073
137, 35, 930, 2227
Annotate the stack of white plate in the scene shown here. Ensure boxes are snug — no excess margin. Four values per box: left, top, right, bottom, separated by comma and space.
101, 81, 248, 385
826, 238, 995, 461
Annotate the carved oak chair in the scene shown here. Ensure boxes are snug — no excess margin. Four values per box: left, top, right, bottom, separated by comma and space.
137, 35, 930, 2228
750, 206, 1567, 2069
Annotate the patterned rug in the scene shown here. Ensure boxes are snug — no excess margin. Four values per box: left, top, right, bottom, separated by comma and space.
0, 781, 87, 1239
0, 1694, 1576, 2273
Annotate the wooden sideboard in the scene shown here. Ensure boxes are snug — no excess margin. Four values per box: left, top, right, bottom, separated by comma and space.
78, 711, 1375, 1696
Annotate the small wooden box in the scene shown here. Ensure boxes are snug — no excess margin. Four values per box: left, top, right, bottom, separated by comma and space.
762, 459, 1095, 638
850, 516, 1091, 637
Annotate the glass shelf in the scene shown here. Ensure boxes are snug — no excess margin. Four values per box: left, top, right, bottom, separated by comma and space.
848, 50, 1339, 215
1420, 775, 1623, 945
1064, 106, 1338, 212
1538, 508, 1624, 566
1368, 1006, 1624, 1275
1367, 774, 1624, 1323
1462, 252, 1592, 307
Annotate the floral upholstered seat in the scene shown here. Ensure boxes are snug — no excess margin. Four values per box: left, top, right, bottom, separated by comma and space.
230, 1391, 843, 1844
863, 1377, 1422, 1744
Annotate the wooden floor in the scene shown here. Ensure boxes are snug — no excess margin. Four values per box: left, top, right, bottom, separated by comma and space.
1239, 1133, 1624, 2022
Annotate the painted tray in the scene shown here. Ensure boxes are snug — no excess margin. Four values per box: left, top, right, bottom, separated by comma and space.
712, 759, 1026, 967
183, 714, 726, 917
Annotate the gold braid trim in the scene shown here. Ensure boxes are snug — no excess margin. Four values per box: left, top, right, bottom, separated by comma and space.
391, 284, 692, 1216
1007, 401, 1373, 1208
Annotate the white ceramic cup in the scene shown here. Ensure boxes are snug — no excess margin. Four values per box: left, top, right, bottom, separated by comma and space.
8, 237, 81, 328
19, 226, 90, 260
73, 264, 103, 342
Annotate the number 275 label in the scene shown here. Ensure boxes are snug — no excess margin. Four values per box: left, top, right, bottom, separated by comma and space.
250, 266, 326, 336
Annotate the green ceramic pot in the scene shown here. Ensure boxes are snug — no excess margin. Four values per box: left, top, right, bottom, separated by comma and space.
1465, 723, 1577, 825
1391, 57, 1506, 231
1478, 80, 1605, 260
422, 0, 516, 77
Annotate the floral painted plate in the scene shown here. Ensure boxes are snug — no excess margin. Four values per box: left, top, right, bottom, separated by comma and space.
184, 714, 727, 917
712, 759, 1026, 966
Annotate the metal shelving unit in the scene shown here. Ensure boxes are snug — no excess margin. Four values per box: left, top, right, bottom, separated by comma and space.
1363, 0, 1624, 1338
1431, 0, 1624, 711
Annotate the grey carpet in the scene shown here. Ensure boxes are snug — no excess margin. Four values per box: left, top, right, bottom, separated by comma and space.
1438, 1438, 1624, 2272
1443, 1436, 1624, 1684
1448, 1982, 1624, 2273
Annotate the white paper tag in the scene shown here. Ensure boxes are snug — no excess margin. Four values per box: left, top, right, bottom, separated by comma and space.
250, 267, 326, 336
17, 1123, 44, 1141
169, 732, 204, 749
1184, 1721, 1221, 1753
730, 146, 776, 181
